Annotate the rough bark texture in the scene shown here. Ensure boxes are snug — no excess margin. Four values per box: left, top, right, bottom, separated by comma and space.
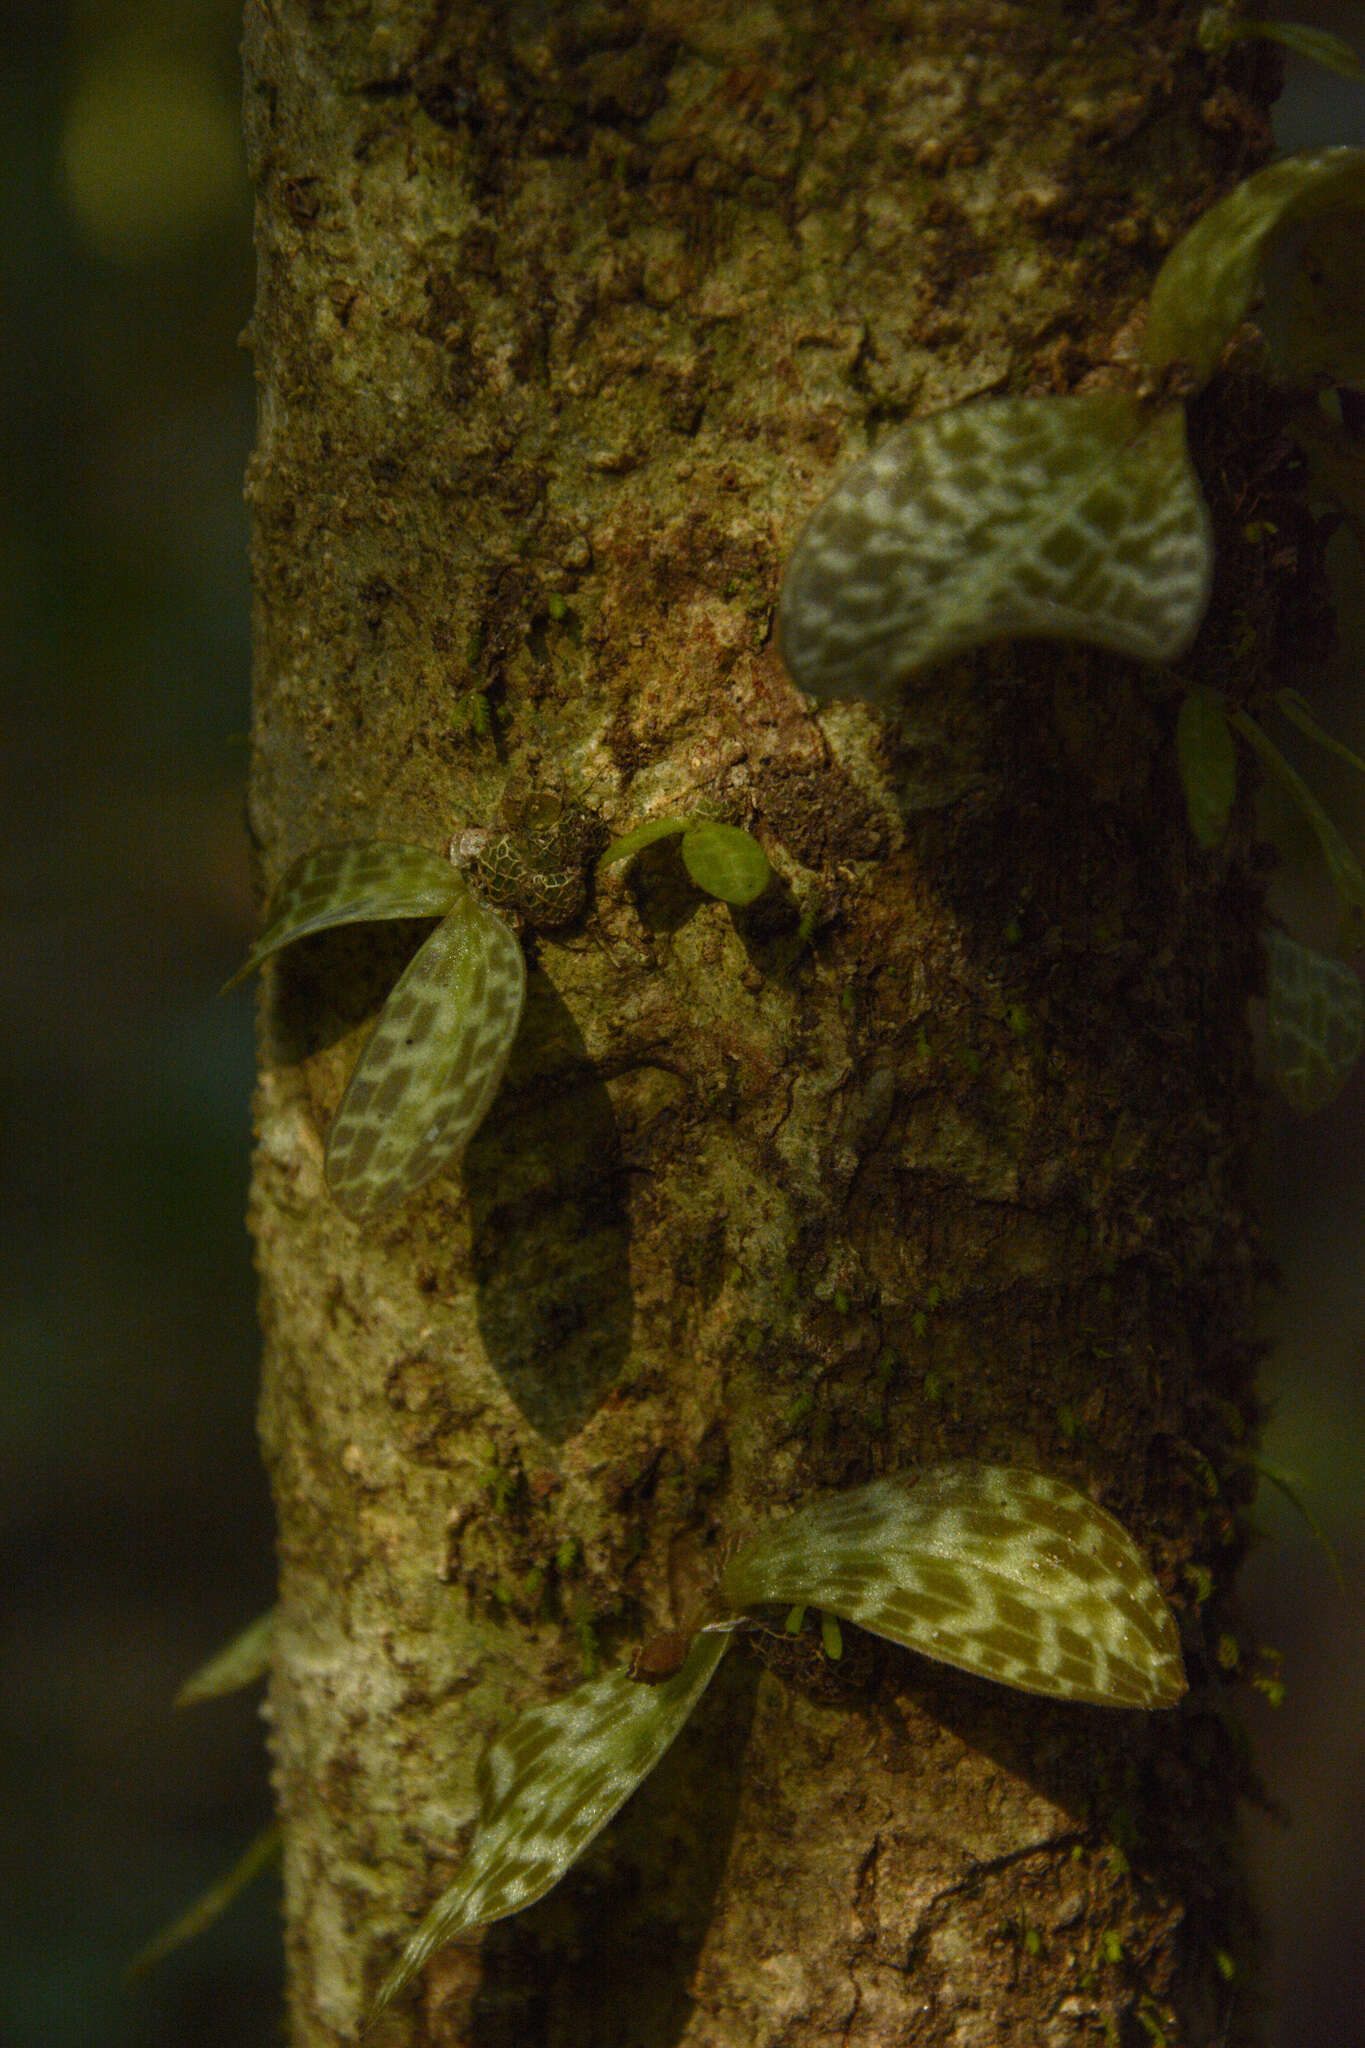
242, 4, 1306, 2043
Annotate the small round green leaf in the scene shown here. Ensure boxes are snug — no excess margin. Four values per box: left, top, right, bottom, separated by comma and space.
1176, 687, 1237, 849
680, 820, 771, 905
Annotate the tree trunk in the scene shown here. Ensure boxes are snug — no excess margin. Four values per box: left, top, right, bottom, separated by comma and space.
242, 5, 1290, 2042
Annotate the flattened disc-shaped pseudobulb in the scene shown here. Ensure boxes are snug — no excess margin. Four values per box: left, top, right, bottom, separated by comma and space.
372, 1629, 731, 2013
777, 393, 1211, 704
225, 842, 461, 989
721, 1463, 1186, 1709
324, 883, 525, 1222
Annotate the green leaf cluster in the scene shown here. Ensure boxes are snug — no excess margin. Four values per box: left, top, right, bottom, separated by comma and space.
373, 1462, 1183, 2012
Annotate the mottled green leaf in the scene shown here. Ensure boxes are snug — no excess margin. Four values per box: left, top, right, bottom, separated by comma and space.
1233, 709, 1365, 917
325, 885, 525, 1223
125, 1826, 281, 1986
597, 816, 690, 867
1263, 927, 1363, 1113
721, 1464, 1186, 1709
1144, 147, 1365, 385
681, 820, 772, 905
778, 393, 1211, 703
1176, 686, 1238, 848
372, 1629, 732, 2014
225, 843, 461, 991
175, 1609, 274, 1708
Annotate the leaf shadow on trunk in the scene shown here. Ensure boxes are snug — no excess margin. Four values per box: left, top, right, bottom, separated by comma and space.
266, 917, 442, 1067
463, 965, 635, 1441
468, 1647, 760, 2048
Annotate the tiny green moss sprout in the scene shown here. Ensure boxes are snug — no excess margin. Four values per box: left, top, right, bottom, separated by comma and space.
372, 1463, 1183, 2015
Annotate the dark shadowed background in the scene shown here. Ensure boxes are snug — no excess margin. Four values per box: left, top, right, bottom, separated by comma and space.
1, 3, 1361, 2043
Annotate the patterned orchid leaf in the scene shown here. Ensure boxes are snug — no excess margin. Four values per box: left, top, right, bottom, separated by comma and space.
224, 843, 462, 991
681, 821, 772, 905
175, 1609, 275, 1708
1176, 686, 1238, 849
1143, 146, 1365, 385
325, 882, 526, 1222
373, 1629, 732, 2014
598, 816, 690, 868
720, 1464, 1186, 1710
1233, 709, 1365, 918
777, 393, 1211, 704
1264, 928, 1364, 1114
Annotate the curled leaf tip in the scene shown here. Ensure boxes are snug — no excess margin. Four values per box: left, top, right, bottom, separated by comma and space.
778, 394, 1211, 704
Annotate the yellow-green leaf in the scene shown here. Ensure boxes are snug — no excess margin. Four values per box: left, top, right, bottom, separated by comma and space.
1176, 687, 1237, 848
1144, 147, 1365, 385
680, 820, 772, 905
1275, 689, 1365, 779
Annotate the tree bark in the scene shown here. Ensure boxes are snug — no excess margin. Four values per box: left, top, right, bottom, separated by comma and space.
242, 4, 1294, 2042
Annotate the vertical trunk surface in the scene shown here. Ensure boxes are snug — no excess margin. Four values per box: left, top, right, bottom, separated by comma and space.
243, 4, 1289, 2043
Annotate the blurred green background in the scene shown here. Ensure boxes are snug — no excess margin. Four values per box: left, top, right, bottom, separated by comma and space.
1, 3, 1361, 2044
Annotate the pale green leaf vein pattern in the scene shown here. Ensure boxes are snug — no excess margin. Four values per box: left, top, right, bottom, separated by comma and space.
325, 885, 526, 1222
224, 842, 461, 990
373, 1629, 731, 2013
1264, 928, 1363, 1114
1143, 146, 1365, 384
777, 393, 1211, 703
721, 1465, 1186, 1710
